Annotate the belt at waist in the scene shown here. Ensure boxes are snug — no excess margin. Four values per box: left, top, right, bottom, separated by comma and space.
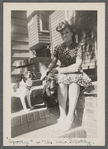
59, 72, 83, 74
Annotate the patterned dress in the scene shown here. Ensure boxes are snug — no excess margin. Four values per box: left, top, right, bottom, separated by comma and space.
53, 42, 92, 91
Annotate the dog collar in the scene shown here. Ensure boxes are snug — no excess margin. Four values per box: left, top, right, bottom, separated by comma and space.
20, 80, 32, 90
25, 84, 31, 90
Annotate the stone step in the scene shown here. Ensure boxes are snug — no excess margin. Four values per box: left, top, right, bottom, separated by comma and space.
58, 127, 87, 138
11, 106, 59, 138
15, 125, 86, 139
11, 81, 97, 138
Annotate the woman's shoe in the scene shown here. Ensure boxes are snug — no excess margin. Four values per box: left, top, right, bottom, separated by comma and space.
60, 122, 72, 132
54, 118, 65, 131
60, 117, 74, 132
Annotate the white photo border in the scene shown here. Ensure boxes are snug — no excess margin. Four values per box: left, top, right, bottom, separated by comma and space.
3, 2, 105, 146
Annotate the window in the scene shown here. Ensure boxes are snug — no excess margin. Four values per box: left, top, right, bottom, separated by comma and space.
40, 12, 49, 32
65, 10, 75, 22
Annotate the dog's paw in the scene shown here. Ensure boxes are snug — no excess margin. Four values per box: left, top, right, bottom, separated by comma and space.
29, 106, 34, 110
23, 109, 30, 112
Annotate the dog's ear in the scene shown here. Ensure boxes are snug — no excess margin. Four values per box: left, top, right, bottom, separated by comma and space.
21, 73, 27, 82
31, 72, 37, 80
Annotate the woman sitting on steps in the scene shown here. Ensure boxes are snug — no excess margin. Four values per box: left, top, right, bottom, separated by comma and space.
41, 20, 92, 132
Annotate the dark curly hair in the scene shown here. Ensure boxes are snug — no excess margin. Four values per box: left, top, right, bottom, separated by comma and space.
56, 20, 76, 43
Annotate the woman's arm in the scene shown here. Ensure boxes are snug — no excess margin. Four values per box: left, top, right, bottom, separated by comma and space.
47, 57, 58, 72
40, 57, 58, 80
58, 59, 82, 73
58, 45, 83, 74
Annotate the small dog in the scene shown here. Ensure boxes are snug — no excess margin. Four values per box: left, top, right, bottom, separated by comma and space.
42, 72, 58, 109
12, 71, 36, 111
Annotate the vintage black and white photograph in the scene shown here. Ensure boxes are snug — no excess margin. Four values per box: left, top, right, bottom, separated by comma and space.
3, 3, 105, 146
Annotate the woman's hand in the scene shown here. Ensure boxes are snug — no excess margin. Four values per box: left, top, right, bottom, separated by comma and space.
40, 69, 50, 80
52, 67, 68, 74
52, 67, 60, 74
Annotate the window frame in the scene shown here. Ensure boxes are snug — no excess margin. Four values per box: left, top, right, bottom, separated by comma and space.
65, 10, 75, 22
39, 12, 49, 33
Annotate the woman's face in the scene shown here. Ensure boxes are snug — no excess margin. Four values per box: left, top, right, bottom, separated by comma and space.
60, 27, 73, 43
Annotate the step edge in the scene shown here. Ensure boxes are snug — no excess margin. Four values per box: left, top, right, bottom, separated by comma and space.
57, 126, 86, 138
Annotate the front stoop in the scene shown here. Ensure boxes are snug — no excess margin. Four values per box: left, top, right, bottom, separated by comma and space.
11, 82, 97, 138
11, 106, 59, 138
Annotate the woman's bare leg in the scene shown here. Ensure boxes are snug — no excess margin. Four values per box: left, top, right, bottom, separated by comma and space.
60, 83, 80, 132
58, 84, 67, 122
67, 83, 80, 122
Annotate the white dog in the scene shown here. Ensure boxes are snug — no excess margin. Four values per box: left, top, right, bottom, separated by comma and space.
11, 71, 36, 111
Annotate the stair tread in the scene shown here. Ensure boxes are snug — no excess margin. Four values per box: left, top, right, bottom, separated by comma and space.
11, 104, 46, 117
15, 125, 85, 138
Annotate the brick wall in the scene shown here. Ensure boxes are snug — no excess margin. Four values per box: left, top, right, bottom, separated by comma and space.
11, 106, 59, 138
76, 82, 97, 138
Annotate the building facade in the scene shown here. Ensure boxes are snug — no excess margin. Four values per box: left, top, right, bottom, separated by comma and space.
11, 11, 30, 68
27, 11, 52, 57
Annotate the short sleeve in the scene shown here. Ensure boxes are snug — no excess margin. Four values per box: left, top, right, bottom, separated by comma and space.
76, 45, 83, 61
53, 46, 58, 59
